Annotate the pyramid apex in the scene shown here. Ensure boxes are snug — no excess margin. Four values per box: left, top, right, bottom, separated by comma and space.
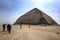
33, 8, 39, 10
29, 8, 40, 12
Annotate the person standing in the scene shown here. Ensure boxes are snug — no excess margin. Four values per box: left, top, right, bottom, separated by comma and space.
2, 24, 5, 32
20, 24, 22, 29
7, 24, 11, 33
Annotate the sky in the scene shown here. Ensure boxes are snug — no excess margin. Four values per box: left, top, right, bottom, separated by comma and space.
0, 0, 60, 25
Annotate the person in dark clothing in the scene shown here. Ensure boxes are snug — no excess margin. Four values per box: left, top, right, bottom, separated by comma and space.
20, 24, 22, 29
7, 24, 11, 33
2, 24, 5, 32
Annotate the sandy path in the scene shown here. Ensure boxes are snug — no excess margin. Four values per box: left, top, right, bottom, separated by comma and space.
0, 25, 60, 40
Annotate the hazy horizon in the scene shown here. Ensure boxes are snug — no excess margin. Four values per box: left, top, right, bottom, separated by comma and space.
0, 0, 60, 25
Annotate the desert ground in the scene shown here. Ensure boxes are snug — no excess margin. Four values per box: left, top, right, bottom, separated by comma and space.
0, 24, 60, 40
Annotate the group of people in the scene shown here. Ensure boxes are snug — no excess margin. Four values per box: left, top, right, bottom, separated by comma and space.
2, 24, 11, 33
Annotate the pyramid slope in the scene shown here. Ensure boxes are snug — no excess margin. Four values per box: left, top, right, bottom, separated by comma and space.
14, 8, 58, 25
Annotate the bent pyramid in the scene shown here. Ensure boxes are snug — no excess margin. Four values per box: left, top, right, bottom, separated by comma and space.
14, 8, 58, 25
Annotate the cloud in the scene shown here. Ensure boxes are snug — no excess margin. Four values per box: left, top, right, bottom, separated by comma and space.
43, 0, 60, 13
31, 0, 53, 3
0, 0, 20, 12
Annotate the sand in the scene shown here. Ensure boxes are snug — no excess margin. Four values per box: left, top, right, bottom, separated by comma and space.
0, 25, 60, 40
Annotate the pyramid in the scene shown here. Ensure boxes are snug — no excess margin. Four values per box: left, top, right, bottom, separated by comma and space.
14, 8, 58, 25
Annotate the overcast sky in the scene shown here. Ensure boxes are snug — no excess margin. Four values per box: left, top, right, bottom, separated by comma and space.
0, 0, 60, 25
